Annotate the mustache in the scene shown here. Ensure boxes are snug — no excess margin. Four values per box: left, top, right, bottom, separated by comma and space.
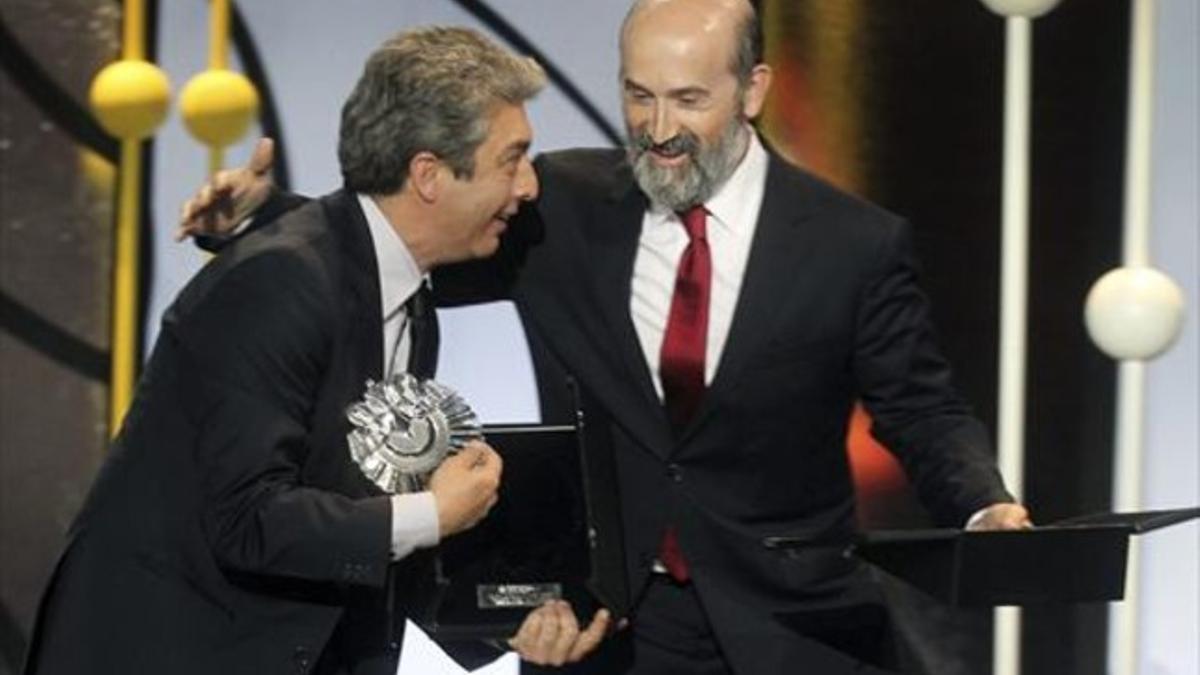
630, 129, 700, 158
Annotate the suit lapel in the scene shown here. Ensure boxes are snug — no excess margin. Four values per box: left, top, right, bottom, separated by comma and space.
683, 154, 817, 438
322, 190, 384, 381
577, 166, 674, 457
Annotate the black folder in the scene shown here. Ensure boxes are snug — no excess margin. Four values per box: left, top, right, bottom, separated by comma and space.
402, 422, 630, 639
764, 507, 1198, 607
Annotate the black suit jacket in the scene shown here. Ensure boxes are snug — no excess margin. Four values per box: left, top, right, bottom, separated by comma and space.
25, 191, 405, 675
437, 147, 1013, 673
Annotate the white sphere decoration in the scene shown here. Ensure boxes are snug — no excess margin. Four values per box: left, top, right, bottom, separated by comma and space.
979, 0, 1061, 18
1085, 266, 1186, 360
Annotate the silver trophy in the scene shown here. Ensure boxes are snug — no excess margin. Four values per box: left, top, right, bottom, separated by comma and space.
346, 372, 483, 494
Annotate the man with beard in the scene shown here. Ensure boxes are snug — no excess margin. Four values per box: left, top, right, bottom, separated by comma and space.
182, 1, 1030, 672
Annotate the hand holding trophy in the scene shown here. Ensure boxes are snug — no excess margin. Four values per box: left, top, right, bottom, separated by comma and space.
346, 372, 500, 537
429, 443, 503, 537
346, 372, 483, 493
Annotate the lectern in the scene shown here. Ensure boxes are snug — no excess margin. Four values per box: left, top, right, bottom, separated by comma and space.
768, 507, 1198, 606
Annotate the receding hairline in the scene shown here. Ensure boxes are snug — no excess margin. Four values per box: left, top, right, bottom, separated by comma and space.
619, 0, 759, 76
622, 1, 755, 37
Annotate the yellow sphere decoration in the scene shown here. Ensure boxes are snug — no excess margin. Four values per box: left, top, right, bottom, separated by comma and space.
89, 59, 171, 140
180, 69, 260, 147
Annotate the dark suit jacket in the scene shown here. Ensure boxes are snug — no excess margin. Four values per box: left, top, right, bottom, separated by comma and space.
437, 147, 1013, 673
25, 191, 403, 675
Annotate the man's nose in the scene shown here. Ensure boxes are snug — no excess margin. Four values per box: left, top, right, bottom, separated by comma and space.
649, 102, 677, 145
515, 156, 538, 202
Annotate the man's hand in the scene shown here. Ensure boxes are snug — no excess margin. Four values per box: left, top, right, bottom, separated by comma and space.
428, 441, 502, 537
508, 601, 610, 667
967, 502, 1033, 531
177, 138, 276, 241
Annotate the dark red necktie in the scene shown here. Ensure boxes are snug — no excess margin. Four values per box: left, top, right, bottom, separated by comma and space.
659, 206, 711, 431
656, 205, 710, 583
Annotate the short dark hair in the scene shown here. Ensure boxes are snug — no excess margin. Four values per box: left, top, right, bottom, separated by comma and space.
338, 26, 546, 195
732, 2, 764, 83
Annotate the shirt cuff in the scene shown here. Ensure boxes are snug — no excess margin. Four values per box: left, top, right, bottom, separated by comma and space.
964, 506, 990, 530
390, 492, 440, 561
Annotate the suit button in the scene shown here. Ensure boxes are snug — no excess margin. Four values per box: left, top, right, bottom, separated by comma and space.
294, 646, 312, 673
666, 463, 683, 483
343, 562, 366, 583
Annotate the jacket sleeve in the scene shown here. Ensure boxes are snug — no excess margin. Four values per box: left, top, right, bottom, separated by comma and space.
169, 248, 393, 588
194, 189, 312, 253
852, 219, 1014, 526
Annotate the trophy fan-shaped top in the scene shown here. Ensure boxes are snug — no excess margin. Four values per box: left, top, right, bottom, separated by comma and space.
346, 373, 482, 494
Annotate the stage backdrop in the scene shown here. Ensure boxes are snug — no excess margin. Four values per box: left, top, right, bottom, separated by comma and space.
0, 2, 1194, 674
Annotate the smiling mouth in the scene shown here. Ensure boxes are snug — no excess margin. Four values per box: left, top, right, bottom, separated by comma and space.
648, 148, 691, 166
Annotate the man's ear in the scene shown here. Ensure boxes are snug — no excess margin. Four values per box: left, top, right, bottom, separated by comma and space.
407, 151, 443, 203
741, 63, 773, 120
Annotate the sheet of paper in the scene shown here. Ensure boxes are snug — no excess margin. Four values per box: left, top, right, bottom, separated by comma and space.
396, 619, 520, 675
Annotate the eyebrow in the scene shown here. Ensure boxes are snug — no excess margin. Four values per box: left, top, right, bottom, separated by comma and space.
499, 140, 531, 164
623, 78, 709, 99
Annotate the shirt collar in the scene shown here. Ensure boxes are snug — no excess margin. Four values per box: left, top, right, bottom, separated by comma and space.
357, 193, 423, 320
703, 129, 767, 233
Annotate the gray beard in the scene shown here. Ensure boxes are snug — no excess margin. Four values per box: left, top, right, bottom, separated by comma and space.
628, 117, 748, 212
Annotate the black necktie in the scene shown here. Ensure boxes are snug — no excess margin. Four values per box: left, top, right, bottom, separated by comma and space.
405, 283, 439, 379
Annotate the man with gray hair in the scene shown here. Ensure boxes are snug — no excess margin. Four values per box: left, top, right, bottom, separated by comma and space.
24, 26, 606, 675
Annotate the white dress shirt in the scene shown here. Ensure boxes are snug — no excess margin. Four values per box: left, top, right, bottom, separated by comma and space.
358, 194, 441, 560
631, 130, 769, 397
